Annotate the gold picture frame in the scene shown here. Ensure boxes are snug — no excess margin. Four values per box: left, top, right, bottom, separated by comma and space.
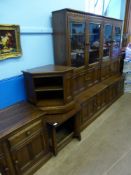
0, 24, 22, 60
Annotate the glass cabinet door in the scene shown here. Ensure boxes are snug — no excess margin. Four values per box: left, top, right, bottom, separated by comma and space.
112, 26, 121, 58
89, 23, 101, 64
70, 21, 86, 67
103, 24, 112, 61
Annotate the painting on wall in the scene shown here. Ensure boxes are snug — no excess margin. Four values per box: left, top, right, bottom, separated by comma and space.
0, 25, 22, 60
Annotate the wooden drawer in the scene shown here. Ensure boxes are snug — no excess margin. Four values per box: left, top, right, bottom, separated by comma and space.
8, 120, 42, 147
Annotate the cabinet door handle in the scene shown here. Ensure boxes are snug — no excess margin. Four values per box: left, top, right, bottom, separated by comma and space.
4, 167, 9, 172
15, 160, 19, 164
26, 131, 31, 136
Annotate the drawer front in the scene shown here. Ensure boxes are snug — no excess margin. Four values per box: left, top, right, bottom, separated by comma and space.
8, 120, 42, 147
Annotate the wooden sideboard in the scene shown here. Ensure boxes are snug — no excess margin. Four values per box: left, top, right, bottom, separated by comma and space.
0, 103, 51, 175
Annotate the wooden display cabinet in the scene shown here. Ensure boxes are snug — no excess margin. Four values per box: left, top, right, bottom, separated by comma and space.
52, 9, 122, 66
23, 65, 75, 114
52, 9, 123, 93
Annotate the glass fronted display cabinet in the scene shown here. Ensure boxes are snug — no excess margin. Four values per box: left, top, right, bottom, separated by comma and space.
52, 9, 122, 67
52, 9, 123, 92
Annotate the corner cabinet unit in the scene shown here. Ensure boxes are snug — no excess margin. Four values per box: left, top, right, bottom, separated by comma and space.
52, 9, 123, 94
23, 65, 75, 114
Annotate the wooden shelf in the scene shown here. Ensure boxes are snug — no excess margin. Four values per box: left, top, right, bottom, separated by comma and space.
37, 99, 64, 107
35, 86, 63, 92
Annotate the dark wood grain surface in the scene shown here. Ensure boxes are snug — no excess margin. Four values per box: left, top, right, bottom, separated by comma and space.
0, 102, 46, 139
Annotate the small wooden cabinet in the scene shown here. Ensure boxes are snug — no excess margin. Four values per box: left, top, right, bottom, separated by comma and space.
46, 106, 81, 155
23, 65, 75, 114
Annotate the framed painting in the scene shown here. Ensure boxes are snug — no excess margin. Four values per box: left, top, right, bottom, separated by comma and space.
0, 25, 22, 60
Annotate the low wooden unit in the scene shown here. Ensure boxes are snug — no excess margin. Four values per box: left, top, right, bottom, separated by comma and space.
0, 102, 51, 175
46, 105, 81, 155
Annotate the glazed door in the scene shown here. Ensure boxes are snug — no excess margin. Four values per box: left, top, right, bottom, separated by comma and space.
68, 15, 87, 67
101, 22, 113, 80
111, 22, 122, 59
88, 19, 102, 65
103, 23, 113, 61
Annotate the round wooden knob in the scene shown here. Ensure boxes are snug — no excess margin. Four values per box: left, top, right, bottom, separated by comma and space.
15, 160, 19, 164
4, 167, 9, 172
26, 131, 31, 136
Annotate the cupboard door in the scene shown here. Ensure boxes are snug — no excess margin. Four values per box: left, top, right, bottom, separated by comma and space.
68, 15, 87, 67
63, 73, 73, 103
86, 65, 100, 87
0, 156, 11, 175
81, 97, 95, 124
111, 59, 120, 74
10, 132, 46, 175
0, 143, 15, 175
101, 61, 111, 80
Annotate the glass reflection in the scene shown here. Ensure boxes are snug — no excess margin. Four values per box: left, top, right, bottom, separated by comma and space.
112, 27, 121, 58
89, 23, 100, 64
70, 22, 85, 67
103, 24, 112, 61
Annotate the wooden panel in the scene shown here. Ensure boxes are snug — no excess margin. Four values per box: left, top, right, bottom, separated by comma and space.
0, 102, 45, 140
10, 132, 47, 174
73, 69, 86, 95
8, 120, 42, 147
0, 156, 11, 175
111, 59, 120, 75
101, 61, 111, 80
63, 72, 73, 103
81, 97, 95, 124
86, 65, 100, 87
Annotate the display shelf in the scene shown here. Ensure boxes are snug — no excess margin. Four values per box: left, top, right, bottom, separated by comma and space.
35, 86, 63, 92
23, 65, 74, 113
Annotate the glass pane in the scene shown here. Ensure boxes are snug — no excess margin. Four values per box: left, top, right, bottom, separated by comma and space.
112, 27, 121, 57
70, 22, 85, 67
103, 24, 112, 61
89, 23, 100, 64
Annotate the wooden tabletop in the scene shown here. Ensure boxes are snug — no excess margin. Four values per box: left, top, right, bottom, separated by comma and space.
0, 102, 46, 139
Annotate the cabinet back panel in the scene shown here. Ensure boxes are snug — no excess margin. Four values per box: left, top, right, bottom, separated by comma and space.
34, 77, 63, 88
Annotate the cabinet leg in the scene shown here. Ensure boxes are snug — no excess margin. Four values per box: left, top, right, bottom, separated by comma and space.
50, 126, 57, 156
74, 112, 81, 141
